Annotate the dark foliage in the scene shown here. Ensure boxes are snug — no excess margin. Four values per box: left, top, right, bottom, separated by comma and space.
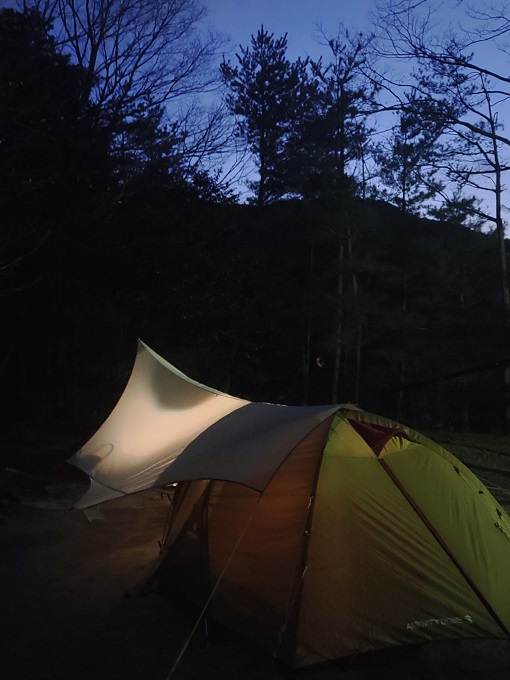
221, 27, 314, 206
0, 8, 508, 440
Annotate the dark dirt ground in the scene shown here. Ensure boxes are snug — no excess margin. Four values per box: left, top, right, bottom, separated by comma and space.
2, 425, 510, 680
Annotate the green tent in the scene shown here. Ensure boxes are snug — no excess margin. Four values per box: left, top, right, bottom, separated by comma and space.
70, 342, 510, 667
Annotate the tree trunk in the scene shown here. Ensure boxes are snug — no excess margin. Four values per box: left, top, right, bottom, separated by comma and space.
303, 238, 315, 404
495, 191, 510, 434
397, 269, 408, 421
331, 239, 344, 403
488, 97, 510, 433
347, 227, 362, 404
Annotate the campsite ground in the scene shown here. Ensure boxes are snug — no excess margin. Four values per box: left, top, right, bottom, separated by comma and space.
1, 425, 510, 680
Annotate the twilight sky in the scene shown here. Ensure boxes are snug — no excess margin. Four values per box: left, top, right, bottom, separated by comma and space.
203, 0, 377, 61
203, 0, 509, 208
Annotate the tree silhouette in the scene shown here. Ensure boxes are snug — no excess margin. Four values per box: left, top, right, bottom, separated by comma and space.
221, 27, 312, 205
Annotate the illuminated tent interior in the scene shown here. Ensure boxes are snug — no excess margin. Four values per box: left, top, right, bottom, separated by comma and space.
70, 341, 510, 667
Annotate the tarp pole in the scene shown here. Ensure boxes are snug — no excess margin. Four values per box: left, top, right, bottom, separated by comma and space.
164, 499, 260, 679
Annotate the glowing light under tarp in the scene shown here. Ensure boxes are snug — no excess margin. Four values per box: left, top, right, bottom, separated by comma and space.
69, 341, 339, 508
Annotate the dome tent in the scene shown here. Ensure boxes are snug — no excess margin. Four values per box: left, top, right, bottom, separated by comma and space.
70, 341, 510, 667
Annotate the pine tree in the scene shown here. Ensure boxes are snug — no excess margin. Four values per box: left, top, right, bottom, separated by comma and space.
290, 30, 378, 199
376, 0, 510, 430
221, 27, 312, 206
287, 31, 378, 403
377, 90, 444, 214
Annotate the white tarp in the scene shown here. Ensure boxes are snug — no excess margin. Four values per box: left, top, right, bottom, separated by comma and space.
69, 342, 338, 508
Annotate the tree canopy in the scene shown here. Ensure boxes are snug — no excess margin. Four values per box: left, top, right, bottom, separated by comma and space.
1, 3, 510, 436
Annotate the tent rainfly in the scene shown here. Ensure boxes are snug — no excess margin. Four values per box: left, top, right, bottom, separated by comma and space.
69, 341, 510, 667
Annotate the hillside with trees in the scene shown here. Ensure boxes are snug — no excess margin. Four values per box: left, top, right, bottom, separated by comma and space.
1, 1, 509, 443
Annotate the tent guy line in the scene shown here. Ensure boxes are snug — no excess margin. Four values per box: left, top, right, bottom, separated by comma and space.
164, 502, 259, 679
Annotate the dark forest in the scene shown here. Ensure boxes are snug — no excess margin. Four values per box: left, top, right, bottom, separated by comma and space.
1, 2, 509, 447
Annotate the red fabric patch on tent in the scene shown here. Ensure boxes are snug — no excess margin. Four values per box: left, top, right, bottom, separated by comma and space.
348, 419, 410, 456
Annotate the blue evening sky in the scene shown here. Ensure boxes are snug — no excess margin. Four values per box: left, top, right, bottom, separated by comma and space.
204, 0, 377, 61
203, 0, 509, 214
